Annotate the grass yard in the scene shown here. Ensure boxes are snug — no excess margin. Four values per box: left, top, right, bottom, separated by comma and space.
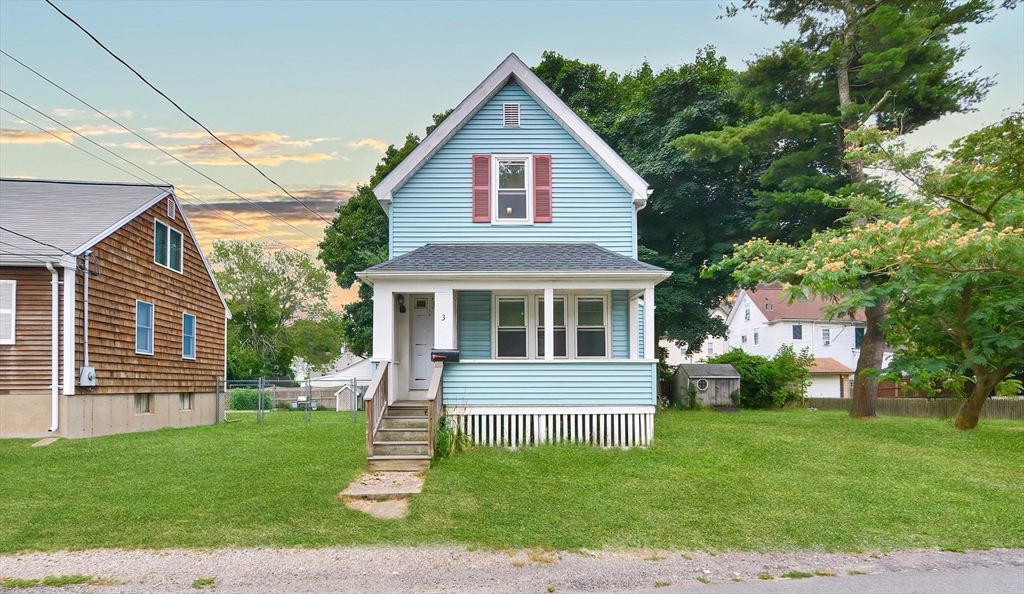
0, 409, 1021, 553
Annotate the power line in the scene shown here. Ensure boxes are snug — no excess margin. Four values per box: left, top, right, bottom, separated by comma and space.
0, 104, 306, 253
0, 50, 323, 239
0, 226, 74, 257
45, 0, 332, 225
0, 88, 317, 241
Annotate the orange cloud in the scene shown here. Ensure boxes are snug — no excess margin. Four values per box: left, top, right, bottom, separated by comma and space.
0, 128, 74, 144
348, 137, 389, 152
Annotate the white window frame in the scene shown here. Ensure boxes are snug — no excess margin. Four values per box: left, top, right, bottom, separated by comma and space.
535, 295, 568, 359
822, 327, 831, 344
741, 334, 748, 344
136, 299, 154, 355
0, 279, 15, 345
182, 312, 196, 360
574, 295, 609, 359
154, 219, 183, 274
491, 154, 533, 225
179, 392, 193, 411
793, 324, 803, 340
744, 305, 750, 321
493, 296, 529, 359
706, 343, 714, 356
753, 330, 759, 346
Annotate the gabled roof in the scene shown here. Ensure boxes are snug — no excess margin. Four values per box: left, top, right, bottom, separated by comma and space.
372, 53, 651, 208
0, 178, 229, 315
360, 243, 669, 280
728, 282, 866, 325
808, 357, 855, 374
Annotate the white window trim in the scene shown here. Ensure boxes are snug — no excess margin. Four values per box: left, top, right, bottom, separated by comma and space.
136, 299, 154, 355
744, 306, 750, 321
0, 279, 15, 345
535, 294, 568, 359
574, 295, 610, 359
793, 324, 803, 340
154, 219, 184, 274
179, 392, 193, 410
182, 312, 196, 360
493, 296, 529, 359
753, 330, 759, 346
491, 154, 533, 225
822, 328, 831, 344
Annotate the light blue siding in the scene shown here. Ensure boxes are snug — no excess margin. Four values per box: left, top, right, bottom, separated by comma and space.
457, 291, 491, 359
638, 301, 645, 359
391, 83, 635, 257
443, 362, 657, 406
611, 291, 628, 359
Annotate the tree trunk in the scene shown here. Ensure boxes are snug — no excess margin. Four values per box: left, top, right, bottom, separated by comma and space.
954, 365, 1010, 430
849, 295, 889, 418
838, 0, 866, 185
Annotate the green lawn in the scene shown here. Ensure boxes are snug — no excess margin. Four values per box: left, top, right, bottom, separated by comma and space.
0, 409, 1021, 553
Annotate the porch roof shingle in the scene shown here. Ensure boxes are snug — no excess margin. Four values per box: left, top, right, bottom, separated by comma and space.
363, 243, 665, 274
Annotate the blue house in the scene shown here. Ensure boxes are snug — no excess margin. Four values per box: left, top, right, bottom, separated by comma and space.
358, 54, 670, 470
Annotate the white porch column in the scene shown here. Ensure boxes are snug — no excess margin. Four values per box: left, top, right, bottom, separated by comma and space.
434, 289, 454, 349
543, 287, 554, 361
629, 295, 639, 360
643, 285, 655, 361
61, 263, 76, 395
371, 286, 393, 361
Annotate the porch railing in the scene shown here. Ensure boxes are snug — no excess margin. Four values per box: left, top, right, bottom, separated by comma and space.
364, 361, 390, 458
426, 361, 444, 458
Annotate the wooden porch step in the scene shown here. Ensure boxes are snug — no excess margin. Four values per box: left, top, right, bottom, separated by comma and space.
380, 417, 428, 429
387, 404, 428, 418
372, 441, 429, 456
367, 455, 431, 472
376, 427, 428, 441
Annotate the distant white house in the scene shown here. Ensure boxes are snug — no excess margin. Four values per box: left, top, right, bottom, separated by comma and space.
305, 357, 373, 389
661, 306, 730, 366
724, 282, 892, 398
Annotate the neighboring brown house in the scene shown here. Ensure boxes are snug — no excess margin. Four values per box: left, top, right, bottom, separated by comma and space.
0, 179, 229, 438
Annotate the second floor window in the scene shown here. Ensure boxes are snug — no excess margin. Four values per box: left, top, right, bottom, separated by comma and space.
495, 157, 530, 222
154, 220, 183, 272
136, 300, 154, 355
182, 313, 196, 359
753, 331, 759, 346
792, 324, 803, 340
706, 343, 714, 356
744, 306, 750, 321
855, 327, 865, 348
822, 328, 831, 344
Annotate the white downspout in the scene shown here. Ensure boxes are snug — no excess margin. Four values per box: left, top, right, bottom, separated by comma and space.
45, 262, 59, 433
62, 263, 75, 397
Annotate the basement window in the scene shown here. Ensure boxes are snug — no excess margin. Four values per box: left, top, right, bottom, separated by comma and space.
135, 393, 152, 414
154, 219, 183, 273
179, 392, 193, 410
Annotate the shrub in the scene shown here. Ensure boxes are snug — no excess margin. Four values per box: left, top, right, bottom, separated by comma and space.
228, 388, 272, 410
434, 417, 473, 459
708, 345, 812, 408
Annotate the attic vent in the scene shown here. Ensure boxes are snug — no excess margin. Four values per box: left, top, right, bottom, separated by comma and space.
167, 197, 176, 220
503, 103, 520, 128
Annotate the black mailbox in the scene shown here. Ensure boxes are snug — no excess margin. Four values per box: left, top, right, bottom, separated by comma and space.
430, 349, 460, 362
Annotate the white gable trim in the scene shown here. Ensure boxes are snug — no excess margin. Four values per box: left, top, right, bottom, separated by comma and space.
70, 188, 231, 319
373, 53, 651, 209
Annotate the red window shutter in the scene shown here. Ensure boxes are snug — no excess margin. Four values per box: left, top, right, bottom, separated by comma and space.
534, 155, 552, 222
472, 155, 490, 222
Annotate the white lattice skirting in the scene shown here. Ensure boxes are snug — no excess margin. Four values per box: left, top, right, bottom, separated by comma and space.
447, 406, 655, 448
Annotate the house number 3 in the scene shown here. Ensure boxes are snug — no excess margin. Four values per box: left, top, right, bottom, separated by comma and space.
441, 314, 446, 321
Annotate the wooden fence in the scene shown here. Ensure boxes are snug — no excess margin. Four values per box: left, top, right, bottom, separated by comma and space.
807, 397, 1023, 419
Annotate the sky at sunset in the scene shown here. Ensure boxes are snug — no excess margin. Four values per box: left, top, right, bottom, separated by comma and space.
1, 1, 1021, 306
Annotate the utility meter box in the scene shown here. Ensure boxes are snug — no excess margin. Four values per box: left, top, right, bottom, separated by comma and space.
79, 366, 98, 387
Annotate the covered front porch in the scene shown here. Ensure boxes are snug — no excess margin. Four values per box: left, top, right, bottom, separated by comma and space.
357, 244, 669, 464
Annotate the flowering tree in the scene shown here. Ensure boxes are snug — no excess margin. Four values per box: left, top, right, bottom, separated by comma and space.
707, 111, 1024, 428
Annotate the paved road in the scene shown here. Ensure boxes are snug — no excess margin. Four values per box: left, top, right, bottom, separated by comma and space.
621, 566, 1024, 594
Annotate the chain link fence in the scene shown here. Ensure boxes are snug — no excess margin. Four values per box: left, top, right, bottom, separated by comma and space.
216, 377, 362, 424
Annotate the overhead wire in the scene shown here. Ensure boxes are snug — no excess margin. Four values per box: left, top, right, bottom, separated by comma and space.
44, 0, 332, 224
0, 225, 75, 257
0, 49, 324, 240
0, 88, 317, 242
0, 107, 306, 254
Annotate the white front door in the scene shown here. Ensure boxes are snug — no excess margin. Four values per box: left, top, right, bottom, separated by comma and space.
409, 295, 434, 391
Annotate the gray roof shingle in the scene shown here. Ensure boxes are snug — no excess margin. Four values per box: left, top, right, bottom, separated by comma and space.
678, 364, 741, 378
0, 178, 171, 264
363, 243, 665, 274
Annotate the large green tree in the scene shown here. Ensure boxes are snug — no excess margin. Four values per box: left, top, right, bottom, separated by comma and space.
319, 111, 452, 356
678, 0, 1010, 416
211, 240, 333, 379
708, 111, 1024, 429
535, 49, 757, 351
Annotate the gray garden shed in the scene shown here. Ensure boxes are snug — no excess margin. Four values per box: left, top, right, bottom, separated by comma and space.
674, 364, 741, 407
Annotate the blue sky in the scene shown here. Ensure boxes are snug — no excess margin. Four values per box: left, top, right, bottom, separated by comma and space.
2, 0, 1022, 270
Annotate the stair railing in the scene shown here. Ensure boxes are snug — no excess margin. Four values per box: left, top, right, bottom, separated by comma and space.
364, 361, 390, 459
426, 361, 444, 458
